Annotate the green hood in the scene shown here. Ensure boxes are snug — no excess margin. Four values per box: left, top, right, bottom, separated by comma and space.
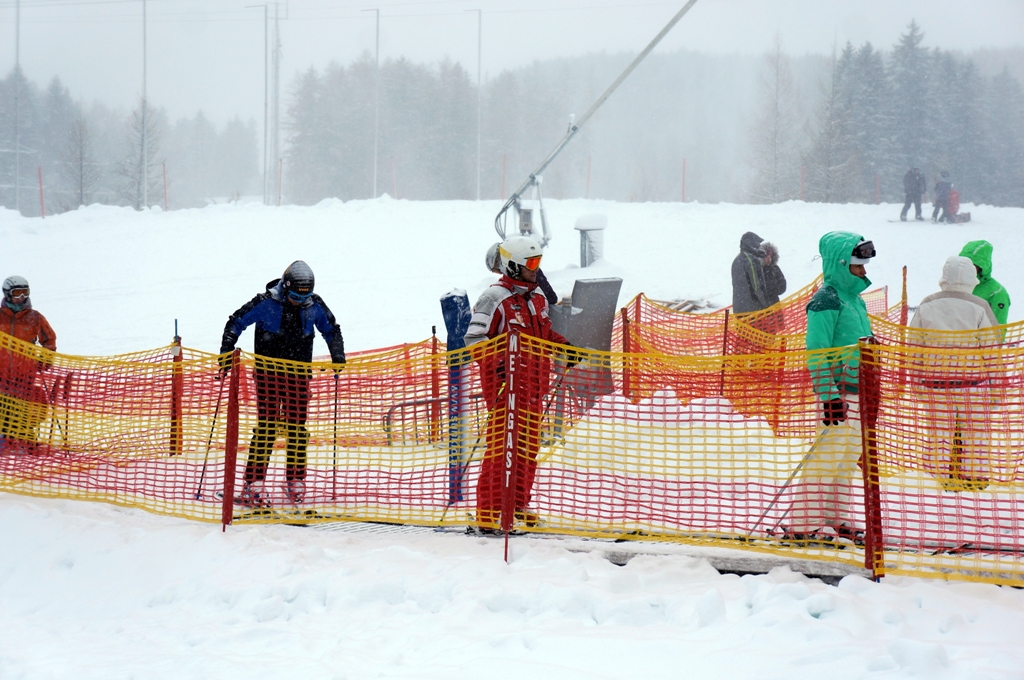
959, 240, 993, 280
818, 231, 871, 296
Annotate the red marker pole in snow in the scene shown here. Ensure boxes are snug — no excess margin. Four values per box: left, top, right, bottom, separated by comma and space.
391, 157, 398, 199
681, 158, 686, 203
221, 349, 241, 530
37, 166, 45, 218
586, 155, 591, 199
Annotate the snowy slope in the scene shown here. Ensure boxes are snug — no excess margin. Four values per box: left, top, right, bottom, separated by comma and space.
3, 199, 1024, 679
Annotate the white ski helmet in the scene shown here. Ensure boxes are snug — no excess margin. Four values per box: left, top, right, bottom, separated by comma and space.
485, 242, 501, 273
2, 275, 30, 305
498, 236, 543, 280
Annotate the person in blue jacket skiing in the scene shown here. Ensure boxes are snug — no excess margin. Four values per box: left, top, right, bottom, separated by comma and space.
220, 260, 346, 509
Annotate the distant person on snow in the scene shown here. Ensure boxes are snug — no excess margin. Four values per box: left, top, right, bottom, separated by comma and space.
219, 261, 346, 510
900, 167, 926, 221
789, 232, 876, 543
909, 256, 999, 492
731, 231, 787, 318
467, 236, 579, 533
485, 241, 558, 306
932, 171, 953, 223
0, 276, 57, 453
959, 240, 1011, 325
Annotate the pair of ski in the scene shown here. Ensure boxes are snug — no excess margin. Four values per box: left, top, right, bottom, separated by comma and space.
232, 483, 323, 524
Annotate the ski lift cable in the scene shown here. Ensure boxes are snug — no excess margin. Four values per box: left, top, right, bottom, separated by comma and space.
494, 0, 699, 242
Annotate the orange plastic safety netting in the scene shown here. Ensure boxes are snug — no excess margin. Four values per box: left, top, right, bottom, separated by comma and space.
613, 277, 900, 359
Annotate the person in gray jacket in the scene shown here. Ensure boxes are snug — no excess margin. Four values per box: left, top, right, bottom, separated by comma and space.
731, 231, 787, 315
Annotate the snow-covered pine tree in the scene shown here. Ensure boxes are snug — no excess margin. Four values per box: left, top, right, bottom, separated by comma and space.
981, 68, 1024, 207
847, 43, 899, 202
57, 117, 101, 211
889, 21, 937, 182
114, 99, 165, 210
936, 55, 987, 203
216, 117, 259, 203
426, 58, 475, 199
284, 66, 328, 205
803, 45, 858, 203
166, 111, 218, 208
0, 67, 41, 214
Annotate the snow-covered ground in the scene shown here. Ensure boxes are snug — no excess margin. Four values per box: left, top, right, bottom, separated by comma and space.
3, 199, 1024, 679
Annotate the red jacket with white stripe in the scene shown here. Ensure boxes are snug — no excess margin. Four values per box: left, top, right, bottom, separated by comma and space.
465, 276, 567, 407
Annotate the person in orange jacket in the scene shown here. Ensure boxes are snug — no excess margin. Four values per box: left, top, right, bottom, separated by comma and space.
1, 276, 57, 451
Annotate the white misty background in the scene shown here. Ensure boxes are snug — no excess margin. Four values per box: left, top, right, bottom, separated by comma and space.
1, 22, 1022, 214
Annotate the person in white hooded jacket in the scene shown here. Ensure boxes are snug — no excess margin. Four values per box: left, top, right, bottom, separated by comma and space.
910, 256, 997, 331
909, 255, 998, 492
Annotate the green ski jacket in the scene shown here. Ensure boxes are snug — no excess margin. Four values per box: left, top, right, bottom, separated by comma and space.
806, 231, 874, 401
959, 240, 1011, 325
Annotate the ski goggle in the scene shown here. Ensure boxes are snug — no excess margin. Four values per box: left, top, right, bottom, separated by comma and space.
850, 240, 876, 264
287, 289, 313, 302
7, 288, 29, 301
523, 255, 542, 272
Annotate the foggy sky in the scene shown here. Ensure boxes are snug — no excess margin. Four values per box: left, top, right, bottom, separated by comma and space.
3, 0, 1023, 126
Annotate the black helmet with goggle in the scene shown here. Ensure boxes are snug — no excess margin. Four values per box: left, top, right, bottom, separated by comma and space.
281, 261, 315, 302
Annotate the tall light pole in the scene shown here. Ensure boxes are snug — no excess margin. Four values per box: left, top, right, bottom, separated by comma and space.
362, 8, 379, 199
465, 9, 481, 201
14, 0, 20, 213
141, 0, 148, 209
247, 4, 269, 204
272, 2, 282, 206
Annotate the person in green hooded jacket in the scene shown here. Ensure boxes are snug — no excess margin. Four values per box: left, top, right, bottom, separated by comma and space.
806, 231, 876, 416
959, 240, 1010, 326
788, 231, 876, 542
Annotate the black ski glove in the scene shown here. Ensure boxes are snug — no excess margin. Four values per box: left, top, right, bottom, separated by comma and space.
822, 398, 846, 426
330, 354, 346, 375
216, 353, 232, 379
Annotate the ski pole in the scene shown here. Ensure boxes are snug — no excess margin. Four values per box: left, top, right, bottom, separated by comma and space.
437, 382, 506, 525
437, 427, 489, 526
538, 352, 590, 446
541, 365, 572, 420
42, 372, 72, 454
746, 426, 832, 539
194, 375, 227, 500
